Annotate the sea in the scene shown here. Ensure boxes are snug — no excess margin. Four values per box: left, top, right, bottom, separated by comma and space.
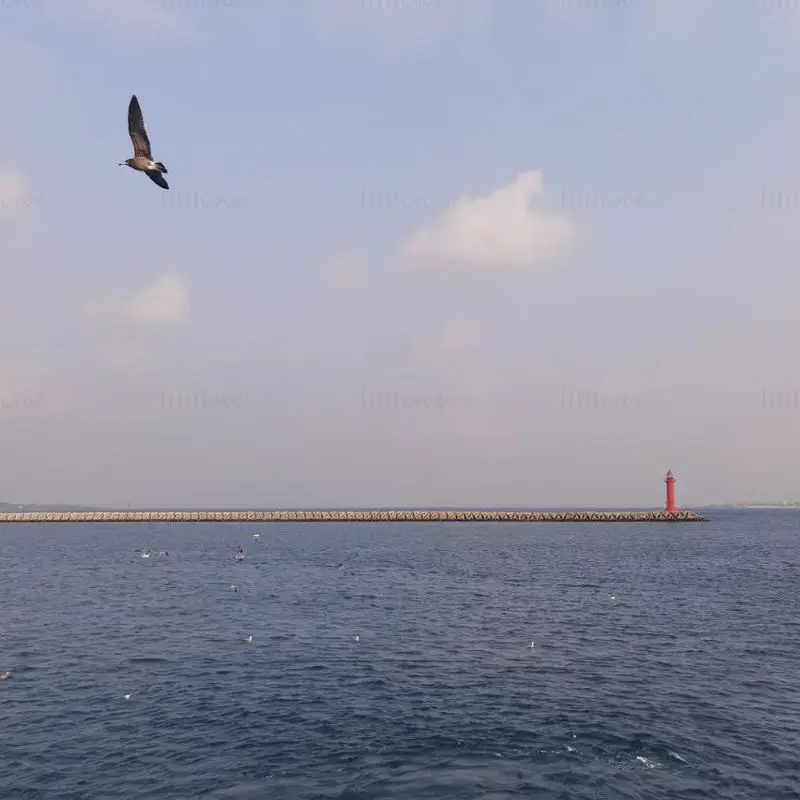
1, 509, 798, 799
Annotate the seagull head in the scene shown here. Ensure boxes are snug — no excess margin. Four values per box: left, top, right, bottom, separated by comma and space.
119, 159, 132, 167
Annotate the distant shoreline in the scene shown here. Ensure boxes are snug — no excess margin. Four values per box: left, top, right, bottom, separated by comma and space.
705, 504, 800, 509
6, 501, 791, 513
0, 503, 703, 512
0, 509, 707, 523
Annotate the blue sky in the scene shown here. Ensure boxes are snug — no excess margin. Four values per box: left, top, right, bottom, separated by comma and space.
2, 0, 800, 507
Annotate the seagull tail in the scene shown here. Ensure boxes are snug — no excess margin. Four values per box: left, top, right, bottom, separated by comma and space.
155, 162, 168, 174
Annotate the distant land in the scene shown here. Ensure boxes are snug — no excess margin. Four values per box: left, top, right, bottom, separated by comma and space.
706, 502, 800, 509
0, 502, 103, 512
2, 502, 677, 512
10, 500, 797, 512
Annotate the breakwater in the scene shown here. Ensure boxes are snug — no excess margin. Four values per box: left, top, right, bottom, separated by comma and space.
0, 509, 706, 523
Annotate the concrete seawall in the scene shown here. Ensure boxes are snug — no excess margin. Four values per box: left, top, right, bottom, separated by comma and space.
0, 510, 706, 523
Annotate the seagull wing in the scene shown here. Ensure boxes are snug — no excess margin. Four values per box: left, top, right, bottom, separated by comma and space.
145, 170, 169, 190
128, 95, 153, 159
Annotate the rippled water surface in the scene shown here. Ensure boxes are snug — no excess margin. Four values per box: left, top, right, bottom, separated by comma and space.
2, 510, 799, 798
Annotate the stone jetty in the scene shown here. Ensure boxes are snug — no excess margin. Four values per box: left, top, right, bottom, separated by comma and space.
0, 509, 706, 523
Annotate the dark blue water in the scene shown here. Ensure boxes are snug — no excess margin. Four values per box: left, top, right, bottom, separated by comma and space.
1, 510, 798, 799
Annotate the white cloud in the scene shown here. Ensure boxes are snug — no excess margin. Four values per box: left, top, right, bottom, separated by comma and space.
324, 252, 367, 289
0, 168, 36, 222
47, 0, 192, 39
85, 273, 191, 328
544, 0, 787, 61
542, 0, 721, 35
628, 0, 734, 60
0, 362, 77, 420
401, 171, 579, 273
307, 0, 492, 49
97, 340, 151, 371
413, 322, 476, 360
0, 364, 42, 411
0, 40, 54, 98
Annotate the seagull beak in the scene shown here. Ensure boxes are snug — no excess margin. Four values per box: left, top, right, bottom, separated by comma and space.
118, 162, 125, 166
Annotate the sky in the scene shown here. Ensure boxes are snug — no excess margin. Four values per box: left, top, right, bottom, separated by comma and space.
2, 0, 800, 508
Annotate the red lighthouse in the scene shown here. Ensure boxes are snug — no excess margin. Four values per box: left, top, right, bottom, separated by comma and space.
665, 470, 677, 513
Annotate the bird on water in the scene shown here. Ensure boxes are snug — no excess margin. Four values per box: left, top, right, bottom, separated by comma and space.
119, 94, 169, 190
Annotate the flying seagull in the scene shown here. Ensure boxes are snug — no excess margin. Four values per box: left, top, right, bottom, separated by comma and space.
119, 95, 169, 190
